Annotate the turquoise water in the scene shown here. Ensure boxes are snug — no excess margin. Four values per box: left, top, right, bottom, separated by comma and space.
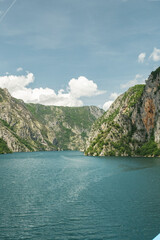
0, 151, 160, 240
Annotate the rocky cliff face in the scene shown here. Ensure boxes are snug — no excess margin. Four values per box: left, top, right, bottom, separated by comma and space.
85, 67, 160, 157
0, 88, 104, 154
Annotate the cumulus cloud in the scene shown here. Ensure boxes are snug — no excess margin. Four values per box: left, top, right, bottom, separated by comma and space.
0, 73, 105, 107
16, 67, 23, 72
121, 74, 145, 89
138, 52, 146, 63
110, 92, 119, 100
102, 92, 120, 111
149, 48, 160, 61
68, 76, 105, 98
103, 100, 113, 111
0, 73, 34, 93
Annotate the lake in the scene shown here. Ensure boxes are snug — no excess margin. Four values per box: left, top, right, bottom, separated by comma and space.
0, 151, 160, 240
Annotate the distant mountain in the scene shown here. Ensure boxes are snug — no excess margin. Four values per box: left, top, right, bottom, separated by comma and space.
0, 88, 104, 154
85, 67, 160, 157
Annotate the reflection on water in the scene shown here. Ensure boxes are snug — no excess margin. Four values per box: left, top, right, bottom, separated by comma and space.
0, 151, 160, 240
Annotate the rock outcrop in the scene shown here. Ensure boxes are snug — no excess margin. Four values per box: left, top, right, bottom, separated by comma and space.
85, 67, 160, 157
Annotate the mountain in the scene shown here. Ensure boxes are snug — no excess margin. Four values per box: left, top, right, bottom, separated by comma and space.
25, 103, 104, 151
85, 67, 160, 157
0, 88, 104, 154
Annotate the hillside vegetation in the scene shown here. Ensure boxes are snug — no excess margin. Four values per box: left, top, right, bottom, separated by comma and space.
0, 88, 104, 154
85, 67, 160, 157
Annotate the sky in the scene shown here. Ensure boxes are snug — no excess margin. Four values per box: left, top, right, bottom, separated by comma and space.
0, 0, 160, 110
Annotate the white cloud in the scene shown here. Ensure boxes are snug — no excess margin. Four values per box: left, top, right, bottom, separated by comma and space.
0, 73, 105, 107
102, 92, 120, 111
16, 67, 23, 72
110, 92, 119, 100
121, 74, 145, 89
103, 100, 113, 111
138, 52, 146, 63
0, 73, 34, 93
149, 48, 160, 61
68, 76, 105, 98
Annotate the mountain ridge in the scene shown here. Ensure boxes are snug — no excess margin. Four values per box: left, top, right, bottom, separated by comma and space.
85, 67, 160, 157
1, 67, 160, 157
0, 88, 104, 154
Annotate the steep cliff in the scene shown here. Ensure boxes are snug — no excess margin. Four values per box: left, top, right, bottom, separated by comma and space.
85, 67, 160, 157
0, 88, 104, 154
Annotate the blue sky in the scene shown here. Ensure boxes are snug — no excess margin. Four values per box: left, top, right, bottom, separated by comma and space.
0, 0, 160, 109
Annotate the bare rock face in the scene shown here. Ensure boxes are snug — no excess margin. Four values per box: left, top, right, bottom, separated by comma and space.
0, 88, 104, 153
85, 67, 160, 157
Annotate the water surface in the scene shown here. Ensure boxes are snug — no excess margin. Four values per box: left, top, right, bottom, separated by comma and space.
0, 151, 160, 240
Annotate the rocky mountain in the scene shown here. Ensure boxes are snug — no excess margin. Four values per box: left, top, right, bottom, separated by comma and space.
0, 88, 104, 154
85, 67, 160, 157
25, 103, 104, 151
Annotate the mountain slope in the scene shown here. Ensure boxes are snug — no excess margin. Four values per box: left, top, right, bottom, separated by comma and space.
85, 67, 160, 157
0, 88, 56, 153
25, 104, 104, 151
0, 88, 104, 154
